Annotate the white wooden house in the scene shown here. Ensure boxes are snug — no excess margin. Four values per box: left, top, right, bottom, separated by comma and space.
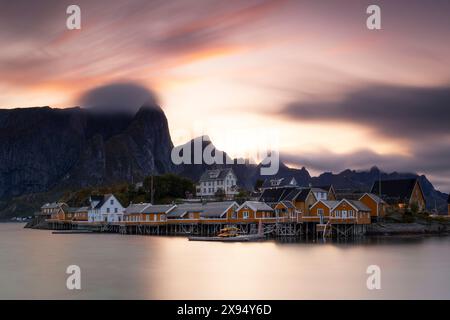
88, 194, 125, 222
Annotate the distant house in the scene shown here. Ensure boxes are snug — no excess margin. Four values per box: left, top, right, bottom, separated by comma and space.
196, 168, 238, 198
235, 201, 275, 220
72, 207, 89, 221
261, 177, 297, 190
88, 194, 125, 222
40, 202, 68, 221
359, 193, 387, 221
370, 178, 426, 212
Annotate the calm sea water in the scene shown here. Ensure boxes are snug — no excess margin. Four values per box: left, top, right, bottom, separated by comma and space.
0, 223, 449, 299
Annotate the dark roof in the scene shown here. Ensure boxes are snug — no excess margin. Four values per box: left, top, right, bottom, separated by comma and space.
259, 187, 315, 202
370, 179, 420, 204
167, 203, 203, 218
296, 188, 312, 201
280, 200, 295, 209
200, 201, 238, 218
261, 177, 297, 189
199, 168, 235, 182
259, 187, 292, 202
448, 194, 450, 204
90, 194, 123, 209
313, 185, 333, 192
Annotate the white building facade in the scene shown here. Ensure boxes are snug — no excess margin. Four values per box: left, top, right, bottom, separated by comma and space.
197, 168, 238, 198
88, 194, 125, 222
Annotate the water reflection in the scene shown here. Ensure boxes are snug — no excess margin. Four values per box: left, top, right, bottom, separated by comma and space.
0, 224, 449, 299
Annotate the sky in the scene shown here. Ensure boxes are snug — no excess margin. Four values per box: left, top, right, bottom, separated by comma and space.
1, 0, 449, 190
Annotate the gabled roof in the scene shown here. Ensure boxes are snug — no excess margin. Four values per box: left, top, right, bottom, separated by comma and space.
125, 203, 152, 214
41, 202, 62, 209
261, 177, 297, 189
332, 199, 370, 212
259, 187, 293, 202
75, 206, 89, 213
237, 201, 274, 212
167, 203, 202, 218
360, 193, 386, 204
313, 185, 334, 193
141, 204, 176, 214
295, 188, 314, 201
279, 200, 295, 209
90, 194, 124, 209
199, 168, 235, 182
370, 179, 422, 204
200, 201, 238, 218
311, 200, 339, 209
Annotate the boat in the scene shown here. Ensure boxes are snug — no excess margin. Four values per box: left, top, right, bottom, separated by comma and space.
188, 224, 264, 242
188, 234, 264, 242
52, 230, 93, 234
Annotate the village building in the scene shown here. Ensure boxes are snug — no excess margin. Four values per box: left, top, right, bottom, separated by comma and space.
40, 202, 69, 221
72, 207, 89, 221
235, 201, 275, 220
196, 168, 238, 199
141, 204, 175, 222
200, 201, 239, 220
370, 178, 426, 212
166, 203, 202, 220
124, 203, 152, 222
124, 204, 175, 222
291, 188, 318, 216
359, 193, 387, 221
88, 194, 125, 222
313, 185, 337, 200
273, 200, 297, 219
308, 200, 339, 223
330, 199, 371, 224
260, 177, 298, 190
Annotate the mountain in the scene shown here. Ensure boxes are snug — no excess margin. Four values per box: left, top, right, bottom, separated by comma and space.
0, 105, 174, 202
309, 166, 448, 212
0, 105, 447, 217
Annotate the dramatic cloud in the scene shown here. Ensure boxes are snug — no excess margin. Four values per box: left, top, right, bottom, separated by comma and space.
79, 82, 158, 113
280, 84, 450, 139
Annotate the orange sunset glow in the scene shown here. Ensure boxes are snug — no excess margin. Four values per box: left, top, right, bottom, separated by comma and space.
1, 0, 449, 189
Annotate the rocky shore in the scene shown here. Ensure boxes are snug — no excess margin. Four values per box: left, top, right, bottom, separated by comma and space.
367, 221, 450, 236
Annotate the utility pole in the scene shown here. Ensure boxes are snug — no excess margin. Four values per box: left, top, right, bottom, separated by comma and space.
151, 175, 154, 204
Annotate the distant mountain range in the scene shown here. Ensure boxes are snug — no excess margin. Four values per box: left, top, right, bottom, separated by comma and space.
0, 105, 448, 217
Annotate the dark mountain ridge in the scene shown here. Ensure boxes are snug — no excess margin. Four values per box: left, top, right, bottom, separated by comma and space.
0, 106, 447, 217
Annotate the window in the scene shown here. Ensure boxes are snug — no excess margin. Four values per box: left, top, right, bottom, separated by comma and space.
317, 208, 324, 216
106, 208, 110, 213
110, 199, 114, 205
114, 208, 118, 213
243, 211, 249, 219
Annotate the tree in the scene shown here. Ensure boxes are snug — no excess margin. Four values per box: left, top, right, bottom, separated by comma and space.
143, 174, 195, 203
